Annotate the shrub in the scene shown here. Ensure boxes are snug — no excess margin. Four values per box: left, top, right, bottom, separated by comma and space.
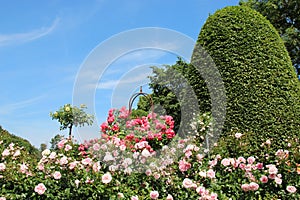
192, 6, 300, 153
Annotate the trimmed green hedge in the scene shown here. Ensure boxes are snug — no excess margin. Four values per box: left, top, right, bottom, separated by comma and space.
192, 6, 300, 150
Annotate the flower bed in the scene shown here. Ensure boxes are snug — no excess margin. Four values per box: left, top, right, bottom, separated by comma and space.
0, 108, 299, 199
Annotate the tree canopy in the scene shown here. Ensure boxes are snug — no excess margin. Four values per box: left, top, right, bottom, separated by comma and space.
240, 0, 300, 77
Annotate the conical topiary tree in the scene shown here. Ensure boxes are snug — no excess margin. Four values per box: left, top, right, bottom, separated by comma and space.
191, 6, 300, 151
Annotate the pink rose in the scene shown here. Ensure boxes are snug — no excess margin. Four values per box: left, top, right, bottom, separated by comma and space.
81, 158, 92, 166
182, 178, 194, 189
267, 165, 278, 175
249, 182, 259, 191
34, 183, 47, 195
166, 194, 173, 200
0, 163, 6, 171
210, 192, 218, 200
241, 184, 250, 192
207, 169, 216, 179
275, 177, 282, 185
102, 172, 112, 184
179, 159, 191, 172
59, 156, 68, 165
93, 143, 100, 151
260, 175, 268, 183
247, 156, 255, 164
235, 132, 242, 138
221, 158, 231, 166
149, 191, 159, 199
131, 196, 138, 200
57, 140, 66, 149
0, 197, 6, 200
53, 171, 61, 180
64, 144, 72, 151
2, 149, 10, 157
286, 186, 297, 193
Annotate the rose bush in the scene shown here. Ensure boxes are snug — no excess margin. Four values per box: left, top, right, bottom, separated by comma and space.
0, 107, 299, 199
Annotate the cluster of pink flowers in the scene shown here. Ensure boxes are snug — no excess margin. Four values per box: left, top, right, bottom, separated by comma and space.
183, 178, 218, 200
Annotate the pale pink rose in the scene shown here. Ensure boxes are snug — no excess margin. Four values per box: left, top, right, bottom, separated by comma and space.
241, 183, 250, 192
59, 156, 68, 165
75, 179, 80, 188
196, 186, 206, 195
239, 163, 246, 170
64, 144, 72, 151
166, 194, 173, 200
119, 144, 126, 151
221, 158, 231, 166
2, 149, 10, 157
199, 171, 206, 178
265, 139, 271, 145
57, 140, 66, 149
209, 159, 218, 167
20, 163, 28, 173
131, 196, 138, 200
81, 158, 92, 166
53, 171, 61, 180
179, 159, 191, 172
267, 165, 278, 175
13, 150, 21, 157
93, 162, 101, 172
275, 177, 282, 185
184, 150, 192, 158
145, 169, 152, 176
141, 149, 151, 158
69, 161, 77, 170
49, 152, 56, 159
117, 192, 124, 198
247, 156, 255, 164
210, 192, 218, 200
93, 143, 100, 151
260, 175, 268, 183
0, 163, 6, 171
235, 132, 242, 139
182, 178, 194, 188
249, 182, 259, 191
237, 157, 246, 163
286, 186, 297, 193
0, 197, 6, 200
196, 154, 204, 161
206, 169, 216, 179
34, 183, 46, 195
37, 163, 44, 171
150, 191, 159, 199
153, 173, 160, 180
102, 172, 112, 184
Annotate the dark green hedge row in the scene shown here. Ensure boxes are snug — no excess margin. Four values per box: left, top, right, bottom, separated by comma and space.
192, 6, 300, 150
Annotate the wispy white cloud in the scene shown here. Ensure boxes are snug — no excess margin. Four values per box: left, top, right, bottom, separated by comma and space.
0, 18, 59, 47
0, 95, 45, 115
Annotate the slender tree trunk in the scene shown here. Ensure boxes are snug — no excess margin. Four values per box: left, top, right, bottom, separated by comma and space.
69, 124, 73, 140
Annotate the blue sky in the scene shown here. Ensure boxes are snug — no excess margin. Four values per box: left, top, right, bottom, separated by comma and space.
0, 0, 239, 148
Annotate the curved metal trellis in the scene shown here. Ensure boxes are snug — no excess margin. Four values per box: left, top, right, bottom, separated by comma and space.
128, 86, 154, 117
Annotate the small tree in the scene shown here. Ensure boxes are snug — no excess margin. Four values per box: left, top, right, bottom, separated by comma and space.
50, 104, 94, 139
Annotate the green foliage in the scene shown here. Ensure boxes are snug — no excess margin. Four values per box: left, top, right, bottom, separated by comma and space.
194, 6, 300, 153
0, 126, 39, 159
140, 59, 210, 135
50, 104, 94, 138
240, 0, 300, 77
49, 134, 64, 150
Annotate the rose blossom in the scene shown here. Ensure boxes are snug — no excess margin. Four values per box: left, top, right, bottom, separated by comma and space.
275, 177, 282, 185
267, 164, 278, 175
179, 159, 191, 172
0, 197, 6, 200
13, 150, 21, 157
166, 194, 173, 200
75, 179, 80, 188
131, 196, 138, 200
247, 156, 255, 164
2, 149, 10, 157
53, 171, 62, 180
65, 144, 72, 151
34, 183, 47, 195
207, 169, 216, 179
0, 163, 5, 171
286, 186, 297, 193
182, 178, 194, 188
241, 184, 250, 192
235, 132, 242, 138
150, 191, 159, 199
117, 192, 125, 198
221, 158, 231, 166
81, 158, 92, 166
260, 175, 268, 183
102, 172, 112, 184
249, 182, 259, 191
